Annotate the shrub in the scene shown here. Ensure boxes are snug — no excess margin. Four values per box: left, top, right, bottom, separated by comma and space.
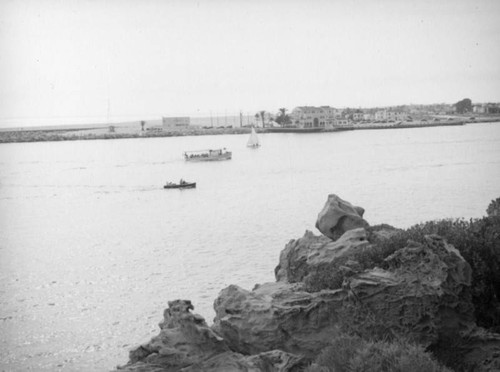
487, 197, 500, 217
305, 333, 451, 372
370, 216, 500, 330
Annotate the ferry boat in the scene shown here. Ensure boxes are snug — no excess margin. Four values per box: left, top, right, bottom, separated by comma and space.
183, 148, 232, 161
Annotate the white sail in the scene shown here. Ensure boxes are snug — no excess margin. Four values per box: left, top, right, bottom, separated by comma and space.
247, 127, 260, 148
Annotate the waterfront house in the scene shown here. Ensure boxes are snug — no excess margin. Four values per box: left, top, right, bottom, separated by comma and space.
290, 106, 344, 128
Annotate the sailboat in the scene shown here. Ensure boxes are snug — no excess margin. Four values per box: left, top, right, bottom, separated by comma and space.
247, 126, 261, 148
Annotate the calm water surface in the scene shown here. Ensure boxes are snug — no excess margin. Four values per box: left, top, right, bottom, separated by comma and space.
1, 123, 500, 371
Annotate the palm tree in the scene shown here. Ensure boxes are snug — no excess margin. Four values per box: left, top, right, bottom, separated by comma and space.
276, 108, 290, 127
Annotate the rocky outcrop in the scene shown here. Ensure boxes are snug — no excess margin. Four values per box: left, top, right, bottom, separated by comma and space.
213, 234, 478, 356
275, 228, 371, 291
116, 195, 500, 372
120, 300, 228, 370
116, 300, 305, 372
212, 282, 345, 358
315, 194, 368, 240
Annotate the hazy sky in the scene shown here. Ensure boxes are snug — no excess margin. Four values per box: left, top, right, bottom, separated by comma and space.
1, 0, 499, 127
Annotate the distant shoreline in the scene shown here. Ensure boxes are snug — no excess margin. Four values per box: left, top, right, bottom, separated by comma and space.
0, 117, 499, 144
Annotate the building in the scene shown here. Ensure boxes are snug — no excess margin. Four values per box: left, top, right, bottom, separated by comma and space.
473, 105, 486, 114
473, 103, 500, 114
290, 106, 345, 128
334, 119, 350, 126
162, 117, 190, 129
363, 113, 375, 121
352, 112, 364, 122
374, 110, 387, 121
374, 110, 407, 122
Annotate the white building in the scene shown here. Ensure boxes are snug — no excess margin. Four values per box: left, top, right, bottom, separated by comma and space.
290, 106, 345, 128
374, 110, 407, 121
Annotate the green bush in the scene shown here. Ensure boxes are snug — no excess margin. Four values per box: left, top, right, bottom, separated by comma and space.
487, 197, 500, 217
305, 333, 451, 372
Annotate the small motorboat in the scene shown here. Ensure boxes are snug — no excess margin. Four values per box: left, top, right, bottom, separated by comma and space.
163, 179, 196, 189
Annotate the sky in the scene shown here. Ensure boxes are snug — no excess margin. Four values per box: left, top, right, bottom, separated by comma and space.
0, 0, 499, 127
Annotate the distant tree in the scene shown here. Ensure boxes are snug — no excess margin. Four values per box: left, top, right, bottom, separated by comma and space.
254, 113, 260, 126
275, 107, 291, 126
259, 110, 266, 127
140, 120, 146, 131
454, 98, 472, 114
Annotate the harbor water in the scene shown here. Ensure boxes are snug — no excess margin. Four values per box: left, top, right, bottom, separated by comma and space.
1, 122, 500, 371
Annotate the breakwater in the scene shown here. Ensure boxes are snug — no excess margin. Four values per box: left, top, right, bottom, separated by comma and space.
0, 117, 499, 144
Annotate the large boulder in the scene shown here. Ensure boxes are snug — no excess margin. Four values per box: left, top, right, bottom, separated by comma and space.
315, 194, 369, 240
212, 281, 346, 359
274, 230, 330, 283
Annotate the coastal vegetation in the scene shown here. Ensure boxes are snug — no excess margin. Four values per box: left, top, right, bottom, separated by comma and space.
368, 203, 500, 331
275, 107, 292, 126
305, 333, 451, 372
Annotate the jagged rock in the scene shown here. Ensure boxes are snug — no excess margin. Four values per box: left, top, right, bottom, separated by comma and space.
275, 228, 371, 291
315, 194, 369, 240
118, 300, 228, 371
212, 281, 346, 358
274, 230, 331, 283
115, 300, 305, 372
